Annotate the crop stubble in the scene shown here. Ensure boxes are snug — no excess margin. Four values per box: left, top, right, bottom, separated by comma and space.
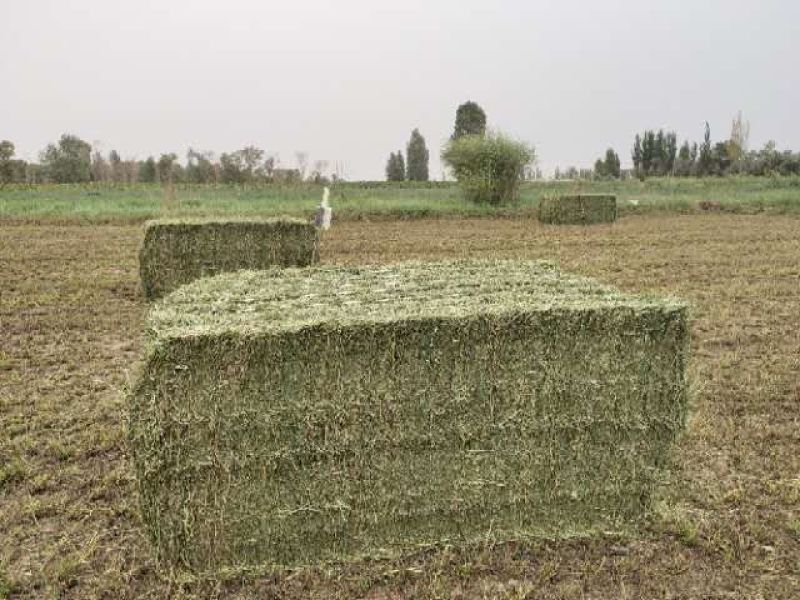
0, 214, 798, 598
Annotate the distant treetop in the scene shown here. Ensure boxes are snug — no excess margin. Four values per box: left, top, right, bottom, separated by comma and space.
452, 101, 487, 140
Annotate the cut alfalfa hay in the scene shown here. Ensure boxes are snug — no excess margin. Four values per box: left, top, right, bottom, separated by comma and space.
128, 260, 689, 572
138, 217, 318, 299
538, 194, 617, 225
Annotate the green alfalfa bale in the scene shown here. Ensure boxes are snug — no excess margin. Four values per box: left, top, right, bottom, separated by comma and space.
538, 194, 617, 225
127, 260, 689, 572
138, 217, 318, 300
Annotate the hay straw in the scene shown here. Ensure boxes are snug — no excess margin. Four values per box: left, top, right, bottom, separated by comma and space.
138, 217, 318, 299
128, 260, 689, 571
538, 195, 617, 225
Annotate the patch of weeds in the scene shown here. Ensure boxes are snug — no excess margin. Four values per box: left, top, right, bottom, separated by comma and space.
788, 519, 800, 537
0, 568, 19, 599
46, 439, 74, 462
653, 504, 701, 548
0, 350, 11, 371
55, 553, 83, 588
0, 458, 27, 491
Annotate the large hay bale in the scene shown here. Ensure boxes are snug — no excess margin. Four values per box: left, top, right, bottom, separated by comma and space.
138, 218, 318, 299
128, 260, 689, 571
538, 194, 617, 224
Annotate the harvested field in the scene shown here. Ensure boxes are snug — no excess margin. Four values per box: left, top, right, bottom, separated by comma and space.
1, 214, 799, 598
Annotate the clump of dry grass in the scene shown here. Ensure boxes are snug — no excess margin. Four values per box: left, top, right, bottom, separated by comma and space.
128, 260, 689, 573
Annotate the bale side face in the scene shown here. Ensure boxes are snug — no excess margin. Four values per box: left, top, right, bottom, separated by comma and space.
538, 195, 617, 225
138, 218, 318, 299
128, 262, 688, 571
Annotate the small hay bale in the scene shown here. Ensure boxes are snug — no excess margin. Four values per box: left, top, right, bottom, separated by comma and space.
128, 260, 689, 571
538, 194, 617, 225
138, 217, 318, 299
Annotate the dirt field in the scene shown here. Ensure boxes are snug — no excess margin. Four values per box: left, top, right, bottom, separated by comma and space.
1, 214, 798, 599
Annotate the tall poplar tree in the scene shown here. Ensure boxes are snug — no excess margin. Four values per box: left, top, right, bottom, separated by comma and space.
406, 129, 429, 181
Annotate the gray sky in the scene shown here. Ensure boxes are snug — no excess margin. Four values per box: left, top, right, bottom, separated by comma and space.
2, 0, 799, 179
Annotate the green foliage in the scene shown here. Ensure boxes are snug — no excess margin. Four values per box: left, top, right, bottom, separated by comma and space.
632, 130, 677, 178
138, 218, 318, 299
0, 140, 25, 184
129, 260, 689, 571
442, 132, 534, 205
0, 140, 13, 162
452, 101, 487, 140
186, 149, 217, 184
157, 153, 179, 183
632, 135, 643, 177
218, 146, 273, 184
594, 148, 621, 179
40, 134, 92, 183
385, 150, 405, 181
697, 122, 713, 176
0, 568, 19, 599
538, 195, 617, 225
406, 128, 429, 182
675, 142, 695, 176
139, 157, 157, 183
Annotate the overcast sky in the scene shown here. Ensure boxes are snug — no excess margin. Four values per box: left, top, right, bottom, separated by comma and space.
2, 0, 799, 179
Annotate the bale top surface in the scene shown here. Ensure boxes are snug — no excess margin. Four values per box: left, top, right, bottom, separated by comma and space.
149, 260, 685, 338
142, 216, 311, 228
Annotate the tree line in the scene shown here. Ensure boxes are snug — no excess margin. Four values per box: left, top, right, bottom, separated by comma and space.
0, 136, 340, 185
572, 112, 800, 180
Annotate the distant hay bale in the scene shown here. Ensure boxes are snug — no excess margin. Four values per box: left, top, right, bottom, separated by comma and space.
128, 260, 689, 571
138, 218, 318, 299
538, 194, 617, 225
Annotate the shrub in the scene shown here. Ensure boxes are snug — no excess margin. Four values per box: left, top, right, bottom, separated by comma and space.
442, 132, 534, 205
128, 260, 689, 571
538, 194, 617, 225
138, 217, 318, 299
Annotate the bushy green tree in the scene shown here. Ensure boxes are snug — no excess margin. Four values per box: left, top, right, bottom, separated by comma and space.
0, 140, 13, 162
711, 142, 731, 176
385, 151, 405, 181
452, 101, 487, 140
604, 148, 621, 178
0, 140, 18, 183
675, 141, 695, 176
139, 156, 157, 182
595, 148, 620, 179
406, 129, 429, 181
594, 158, 607, 179
40, 134, 92, 183
240, 146, 265, 182
219, 152, 244, 184
186, 148, 217, 183
157, 153, 178, 183
632, 129, 679, 177
442, 131, 534, 205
